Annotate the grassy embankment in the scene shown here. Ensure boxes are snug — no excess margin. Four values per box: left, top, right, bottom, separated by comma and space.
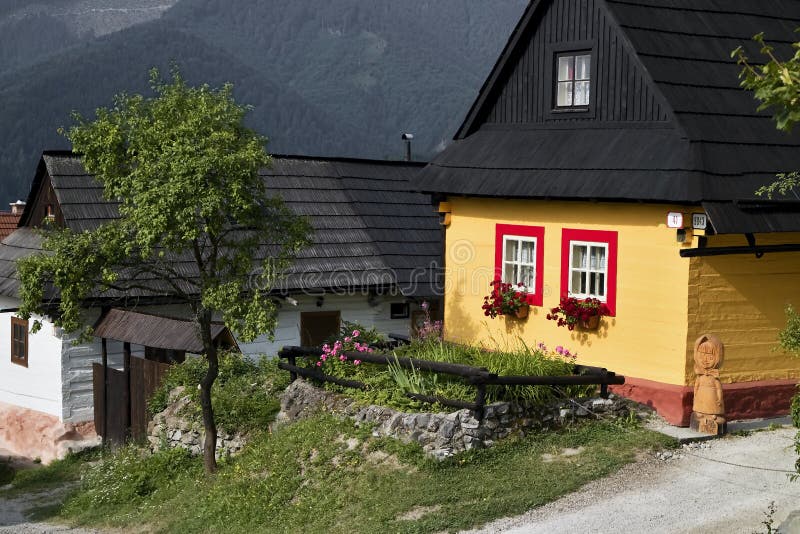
1, 345, 676, 533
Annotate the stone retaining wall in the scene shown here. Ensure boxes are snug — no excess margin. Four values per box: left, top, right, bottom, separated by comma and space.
277, 379, 632, 459
146, 386, 246, 458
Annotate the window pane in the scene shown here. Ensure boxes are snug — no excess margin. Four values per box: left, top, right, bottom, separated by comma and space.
504, 239, 518, 262
557, 55, 573, 81
556, 82, 573, 107
575, 55, 591, 80
503, 263, 517, 283
520, 241, 535, 264
572, 271, 586, 294
597, 273, 605, 297
520, 265, 535, 288
572, 244, 586, 268
589, 246, 606, 271
574, 80, 590, 106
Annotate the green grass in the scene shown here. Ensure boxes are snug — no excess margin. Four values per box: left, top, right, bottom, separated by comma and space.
0, 448, 100, 497
52, 416, 674, 533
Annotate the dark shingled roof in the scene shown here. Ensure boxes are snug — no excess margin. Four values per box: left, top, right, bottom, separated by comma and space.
260, 156, 440, 295
0, 152, 441, 299
416, 0, 800, 204
703, 201, 800, 235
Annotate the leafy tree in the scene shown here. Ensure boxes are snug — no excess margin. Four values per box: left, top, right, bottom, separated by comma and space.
17, 69, 311, 473
733, 33, 800, 197
735, 33, 800, 476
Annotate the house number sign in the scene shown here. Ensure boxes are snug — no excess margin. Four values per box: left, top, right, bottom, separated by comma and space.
691, 213, 707, 230
666, 211, 684, 228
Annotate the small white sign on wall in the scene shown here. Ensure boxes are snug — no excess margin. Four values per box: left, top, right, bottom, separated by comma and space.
692, 213, 707, 230
666, 211, 684, 228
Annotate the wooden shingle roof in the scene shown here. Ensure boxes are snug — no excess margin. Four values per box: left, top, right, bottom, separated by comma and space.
417, 0, 800, 204
93, 308, 235, 353
0, 152, 440, 299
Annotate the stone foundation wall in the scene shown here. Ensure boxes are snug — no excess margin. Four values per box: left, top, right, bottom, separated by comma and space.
146, 387, 246, 458
277, 379, 632, 459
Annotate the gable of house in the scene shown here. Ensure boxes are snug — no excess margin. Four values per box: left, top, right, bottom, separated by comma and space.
418, 0, 800, 204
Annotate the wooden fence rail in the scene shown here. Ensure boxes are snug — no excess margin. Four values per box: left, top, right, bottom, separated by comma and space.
277, 345, 625, 414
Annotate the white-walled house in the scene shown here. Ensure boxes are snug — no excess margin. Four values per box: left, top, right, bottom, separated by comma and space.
0, 152, 442, 461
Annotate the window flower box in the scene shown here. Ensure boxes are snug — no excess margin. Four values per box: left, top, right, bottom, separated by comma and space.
546, 296, 609, 331
482, 280, 536, 319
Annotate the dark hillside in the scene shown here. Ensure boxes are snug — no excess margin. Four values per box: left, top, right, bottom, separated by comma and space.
0, 0, 526, 203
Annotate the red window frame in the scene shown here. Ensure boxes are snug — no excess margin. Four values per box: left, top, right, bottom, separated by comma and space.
560, 229, 618, 316
494, 224, 545, 307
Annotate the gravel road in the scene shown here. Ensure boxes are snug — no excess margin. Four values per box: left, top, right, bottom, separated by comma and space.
464, 427, 800, 534
0, 488, 102, 534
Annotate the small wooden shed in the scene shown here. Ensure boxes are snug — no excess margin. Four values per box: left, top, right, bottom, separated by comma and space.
92, 308, 238, 444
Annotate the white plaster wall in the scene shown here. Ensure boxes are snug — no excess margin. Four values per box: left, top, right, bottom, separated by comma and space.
0, 296, 64, 418
238, 294, 416, 356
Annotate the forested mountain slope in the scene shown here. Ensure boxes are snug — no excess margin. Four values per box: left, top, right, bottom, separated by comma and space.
0, 0, 526, 203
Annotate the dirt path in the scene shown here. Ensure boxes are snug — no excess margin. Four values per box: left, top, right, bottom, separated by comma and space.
0, 488, 103, 534
464, 427, 800, 533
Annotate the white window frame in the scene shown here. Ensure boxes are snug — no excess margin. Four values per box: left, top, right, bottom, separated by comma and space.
502, 235, 538, 293
555, 52, 591, 108
567, 240, 609, 301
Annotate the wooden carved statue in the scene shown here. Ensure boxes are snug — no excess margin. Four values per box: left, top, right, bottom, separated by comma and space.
690, 334, 726, 435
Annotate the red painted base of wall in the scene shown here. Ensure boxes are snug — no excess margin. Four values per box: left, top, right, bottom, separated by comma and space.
0, 401, 99, 463
610, 377, 798, 427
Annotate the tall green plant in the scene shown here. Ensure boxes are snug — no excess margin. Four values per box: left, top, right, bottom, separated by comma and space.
17, 68, 311, 473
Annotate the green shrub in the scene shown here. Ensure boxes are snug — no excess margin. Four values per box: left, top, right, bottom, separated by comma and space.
0, 460, 14, 486
778, 304, 800, 356
792, 388, 800, 428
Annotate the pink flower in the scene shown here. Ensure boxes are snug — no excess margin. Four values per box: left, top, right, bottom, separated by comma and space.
555, 345, 564, 355
320, 354, 327, 361
354, 360, 361, 366
344, 336, 352, 342
339, 355, 347, 361
537, 342, 547, 351
322, 344, 330, 352
352, 330, 360, 337
316, 361, 322, 367
358, 345, 367, 352
421, 301, 429, 311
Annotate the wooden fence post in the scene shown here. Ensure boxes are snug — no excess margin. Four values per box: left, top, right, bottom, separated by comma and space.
123, 341, 131, 441
101, 337, 108, 446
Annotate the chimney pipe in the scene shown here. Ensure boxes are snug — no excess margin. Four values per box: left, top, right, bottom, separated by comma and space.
9, 200, 25, 216
401, 133, 414, 162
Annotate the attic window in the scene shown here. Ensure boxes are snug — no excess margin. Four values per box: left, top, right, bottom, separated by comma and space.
555, 52, 591, 108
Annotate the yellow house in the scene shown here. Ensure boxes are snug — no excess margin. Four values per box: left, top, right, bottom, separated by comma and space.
416, 0, 800, 425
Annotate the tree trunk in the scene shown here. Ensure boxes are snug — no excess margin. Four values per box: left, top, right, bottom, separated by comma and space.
198, 311, 219, 473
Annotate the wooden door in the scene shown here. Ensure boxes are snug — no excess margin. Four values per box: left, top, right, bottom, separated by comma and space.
300, 311, 341, 347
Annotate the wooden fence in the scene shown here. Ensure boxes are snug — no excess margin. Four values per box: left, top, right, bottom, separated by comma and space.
277, 345, 625, 414
93, 357, 171, 445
